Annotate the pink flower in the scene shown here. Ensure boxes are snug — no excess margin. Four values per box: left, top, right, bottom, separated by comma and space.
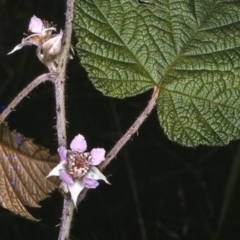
7, 15, 63, 72
8, 16, 56, 53
47, 134, 109, 206
28, 15, 44, 33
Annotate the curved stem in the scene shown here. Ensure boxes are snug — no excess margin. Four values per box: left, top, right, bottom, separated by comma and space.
100, 86, 160, 170
78, 87, 160, 204
57, 0, 75, 240
0, 73, 55, 125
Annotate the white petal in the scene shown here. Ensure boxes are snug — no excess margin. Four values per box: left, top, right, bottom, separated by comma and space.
90, 148, 106, 165
7, 44, 23, 55
68, 181, 85, 206
70, 134, 87, 152
85, 166, 110, 184
28, 15, 44, 33
46, 163, 65, 178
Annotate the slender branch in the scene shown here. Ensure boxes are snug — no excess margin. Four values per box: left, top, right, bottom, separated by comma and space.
100, 86, 160, 170
77, 86, 160, 204
55, 0, 75, 146
55, 74, 75, 240
56, 0, 75, 240
0, 73, 55, 125
55, 77, 67, 147
58, 195, 75, 240
57, 0, 75, 81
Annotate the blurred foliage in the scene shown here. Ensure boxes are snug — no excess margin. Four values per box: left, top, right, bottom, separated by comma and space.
0, 0, 240, 239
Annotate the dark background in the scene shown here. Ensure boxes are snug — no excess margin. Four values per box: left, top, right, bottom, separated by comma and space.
0, 0, 240, 239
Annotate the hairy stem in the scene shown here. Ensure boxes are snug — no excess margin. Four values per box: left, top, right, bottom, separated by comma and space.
77, 87, 160, 204
55, 77, 67, 147
0, 73, 55, 125
101, 86, 160, 170
57, 0, 75, 240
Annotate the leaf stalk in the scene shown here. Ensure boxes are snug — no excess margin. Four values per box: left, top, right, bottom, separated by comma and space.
76, 86, 160, 205
0, 73, 55, 125
101, 86, 160, 169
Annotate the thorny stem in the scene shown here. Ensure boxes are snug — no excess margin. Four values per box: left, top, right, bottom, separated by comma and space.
55, 0, 75, 147
56, 0, 75, 240
55, 77, 67, 147
0, 73, 55, 125
100, 86, 160, 170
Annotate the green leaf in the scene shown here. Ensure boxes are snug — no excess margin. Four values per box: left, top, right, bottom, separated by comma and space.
74, 0, 240, 146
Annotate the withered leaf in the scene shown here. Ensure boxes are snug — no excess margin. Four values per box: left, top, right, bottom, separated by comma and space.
0, 122, 59, 220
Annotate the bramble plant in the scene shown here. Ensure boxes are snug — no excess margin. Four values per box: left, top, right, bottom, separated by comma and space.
1, 0, 240, 239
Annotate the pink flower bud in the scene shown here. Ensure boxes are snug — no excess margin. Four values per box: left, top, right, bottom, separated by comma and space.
28, 15, 44, 33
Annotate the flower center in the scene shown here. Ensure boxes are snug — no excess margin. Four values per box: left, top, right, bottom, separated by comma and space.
67, 152, 91, 178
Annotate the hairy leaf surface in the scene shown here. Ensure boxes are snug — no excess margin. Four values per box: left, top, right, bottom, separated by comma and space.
74, 0, 240, 146
0, 122, 59, 220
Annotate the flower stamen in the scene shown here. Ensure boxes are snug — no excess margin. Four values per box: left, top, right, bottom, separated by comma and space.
68, 152, 91, 178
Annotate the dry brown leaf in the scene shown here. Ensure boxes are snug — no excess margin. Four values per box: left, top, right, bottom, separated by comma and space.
0, 122, 59, 220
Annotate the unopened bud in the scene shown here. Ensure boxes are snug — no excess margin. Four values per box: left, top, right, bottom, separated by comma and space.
37, 31, 63, 72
